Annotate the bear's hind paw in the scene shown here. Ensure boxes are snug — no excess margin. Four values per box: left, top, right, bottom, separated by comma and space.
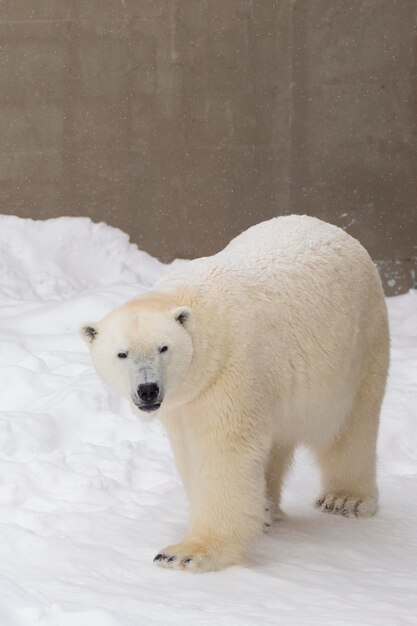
315, 493, 377, 518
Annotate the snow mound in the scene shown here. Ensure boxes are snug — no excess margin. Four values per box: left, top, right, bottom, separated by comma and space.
0, 215, 169, 301
0, 215, 416, 626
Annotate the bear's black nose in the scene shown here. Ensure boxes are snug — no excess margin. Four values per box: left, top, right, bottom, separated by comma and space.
137, 383, 159, 404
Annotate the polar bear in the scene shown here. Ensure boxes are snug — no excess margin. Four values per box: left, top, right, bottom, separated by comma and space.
80, 215, 389, 573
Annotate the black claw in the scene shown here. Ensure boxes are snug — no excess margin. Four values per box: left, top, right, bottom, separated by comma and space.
354, 500, 362, 517
325, 503, 333, 511
183, 558, 192, 566
335, 498, 348, 512
316, 498, 325, 508
153, 553, 168, 562
167, 556, 176, 563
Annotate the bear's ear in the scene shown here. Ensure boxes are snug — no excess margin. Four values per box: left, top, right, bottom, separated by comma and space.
79, 323, 99, 344
172, 306, 192, 327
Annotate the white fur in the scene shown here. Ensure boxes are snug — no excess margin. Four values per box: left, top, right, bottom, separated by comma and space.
81, 215, 389, 572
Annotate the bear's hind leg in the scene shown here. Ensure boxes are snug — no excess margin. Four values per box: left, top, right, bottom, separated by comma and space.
265, 443, 293, 523
313, 352, 387, 519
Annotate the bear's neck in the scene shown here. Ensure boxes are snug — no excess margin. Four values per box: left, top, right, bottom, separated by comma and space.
171, 285, 232, 407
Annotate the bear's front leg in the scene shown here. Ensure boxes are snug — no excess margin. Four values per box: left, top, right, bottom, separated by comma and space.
154, 413, 269, 572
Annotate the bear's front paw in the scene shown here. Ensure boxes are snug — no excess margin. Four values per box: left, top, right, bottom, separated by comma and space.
264, 503, 286, 531
153, 538, 241, 573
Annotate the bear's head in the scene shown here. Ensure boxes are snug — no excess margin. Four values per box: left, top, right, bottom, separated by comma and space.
80, 297, 193, 416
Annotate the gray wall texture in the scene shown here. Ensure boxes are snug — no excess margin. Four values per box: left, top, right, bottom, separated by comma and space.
0, 1, 416, 294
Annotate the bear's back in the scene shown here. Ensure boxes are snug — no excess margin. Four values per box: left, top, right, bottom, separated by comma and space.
156, 215, 370, 296
221, 214, 355, 267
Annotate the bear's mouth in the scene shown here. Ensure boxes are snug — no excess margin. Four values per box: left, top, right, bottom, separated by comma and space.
138, 403, 161, 413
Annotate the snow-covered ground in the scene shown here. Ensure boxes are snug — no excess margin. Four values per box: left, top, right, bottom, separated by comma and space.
0, 215, 416, 626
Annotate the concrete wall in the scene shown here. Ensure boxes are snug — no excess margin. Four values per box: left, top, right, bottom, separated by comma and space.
0, 1, 416, 294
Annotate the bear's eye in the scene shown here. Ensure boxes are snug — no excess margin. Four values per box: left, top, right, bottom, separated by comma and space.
117, 351, 128, 359
159, 345, 168, 353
